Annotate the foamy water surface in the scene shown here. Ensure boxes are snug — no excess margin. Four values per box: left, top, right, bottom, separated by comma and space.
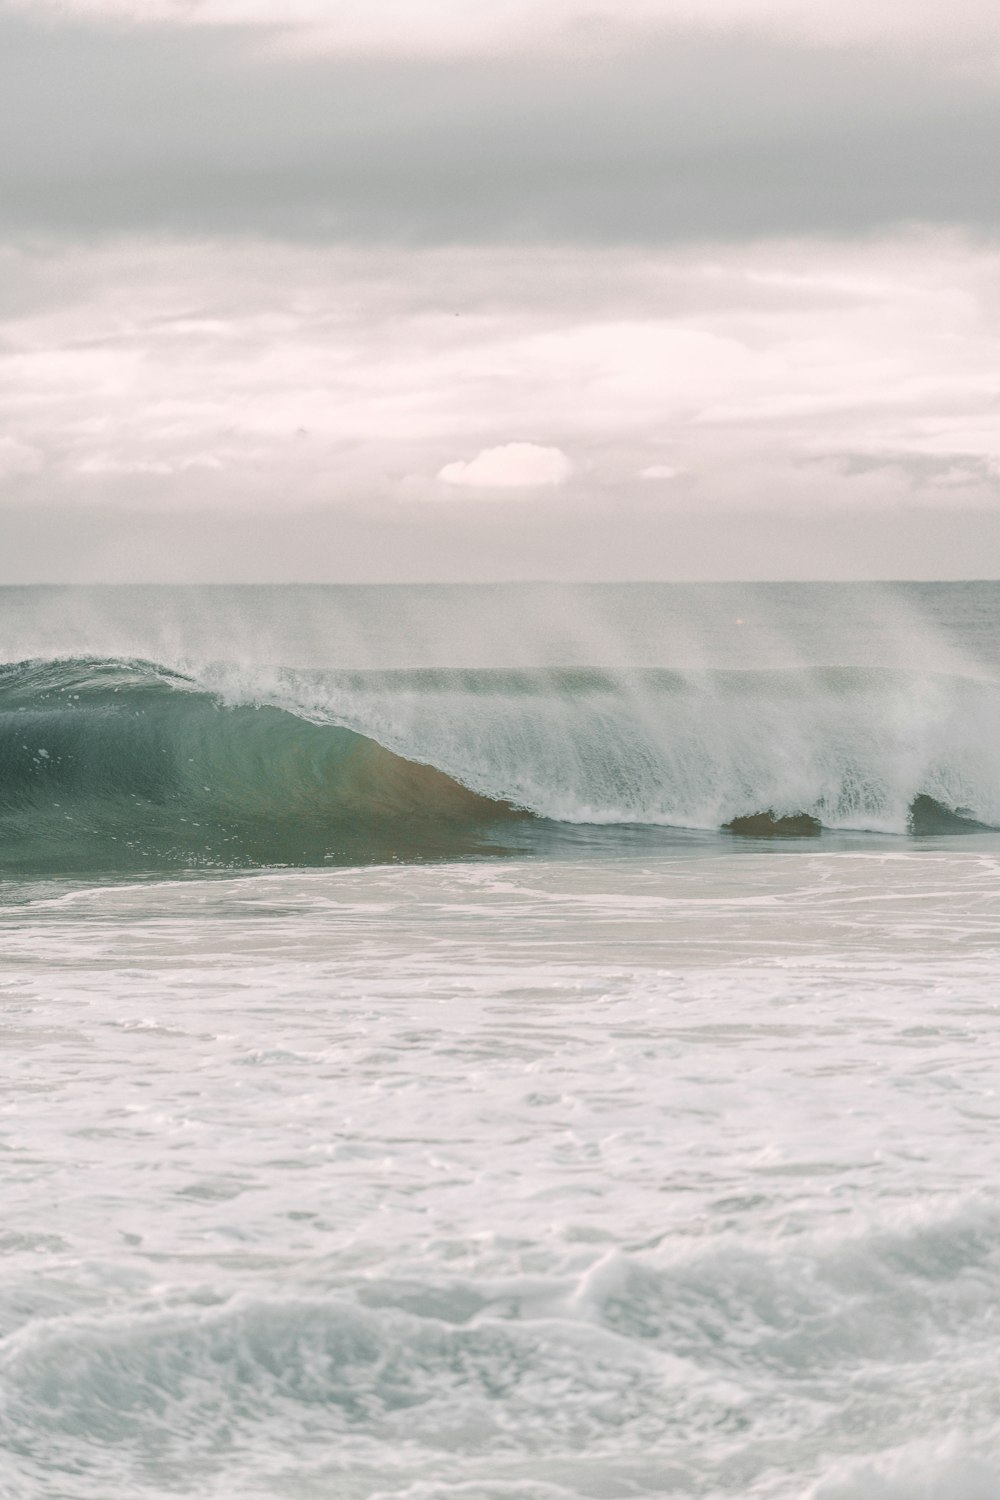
3, 848, 1000, 1498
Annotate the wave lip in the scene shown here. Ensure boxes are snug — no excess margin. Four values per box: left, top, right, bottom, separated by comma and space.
1, 656, 998, 872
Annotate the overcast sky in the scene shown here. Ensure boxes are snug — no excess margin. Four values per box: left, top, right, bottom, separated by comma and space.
1, 0, 998, 580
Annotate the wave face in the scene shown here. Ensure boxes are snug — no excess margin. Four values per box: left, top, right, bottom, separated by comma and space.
1, 656, 999, 872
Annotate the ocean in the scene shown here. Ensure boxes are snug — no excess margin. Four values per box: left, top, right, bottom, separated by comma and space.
2, 582, 1000, 1499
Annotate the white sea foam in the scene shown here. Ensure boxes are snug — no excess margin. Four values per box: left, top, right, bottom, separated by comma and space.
811, 1437, 1000, 1500
3, 848, 1000, 1497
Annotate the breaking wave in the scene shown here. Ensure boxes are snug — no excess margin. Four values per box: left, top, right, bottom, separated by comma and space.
1, 656, 999, 871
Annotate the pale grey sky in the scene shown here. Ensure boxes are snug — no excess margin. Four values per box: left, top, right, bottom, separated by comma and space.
2, 15, 999, 241
0, 0, 998, 579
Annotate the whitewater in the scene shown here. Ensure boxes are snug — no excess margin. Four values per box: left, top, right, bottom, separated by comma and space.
3, 582, 1000, 1499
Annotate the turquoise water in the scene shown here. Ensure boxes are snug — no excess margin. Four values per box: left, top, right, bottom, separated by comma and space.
3, 584, 1000, 1498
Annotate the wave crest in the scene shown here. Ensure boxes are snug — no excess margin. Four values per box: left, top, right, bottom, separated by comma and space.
1, 657, 998, 871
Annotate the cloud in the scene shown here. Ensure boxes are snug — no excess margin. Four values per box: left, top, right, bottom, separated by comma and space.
0, 435, 43, 477
5, 0, 1000, 63
76, 453, 225, 476
438, 443, 573, 489
0, 17, 998, 244
640, 464, 685, 480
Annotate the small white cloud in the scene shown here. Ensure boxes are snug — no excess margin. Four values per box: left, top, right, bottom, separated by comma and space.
640, 463, 684, 480
438, 442, 572, 489
0, 436, 44, 478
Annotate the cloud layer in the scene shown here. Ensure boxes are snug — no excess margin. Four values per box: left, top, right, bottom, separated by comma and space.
1, 2, 998, 579
6, 0, 1000, 60
0, 15, 998, 243
1, 234, 997, 541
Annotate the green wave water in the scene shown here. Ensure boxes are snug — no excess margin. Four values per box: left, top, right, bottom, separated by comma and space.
0, 658, 529, 873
